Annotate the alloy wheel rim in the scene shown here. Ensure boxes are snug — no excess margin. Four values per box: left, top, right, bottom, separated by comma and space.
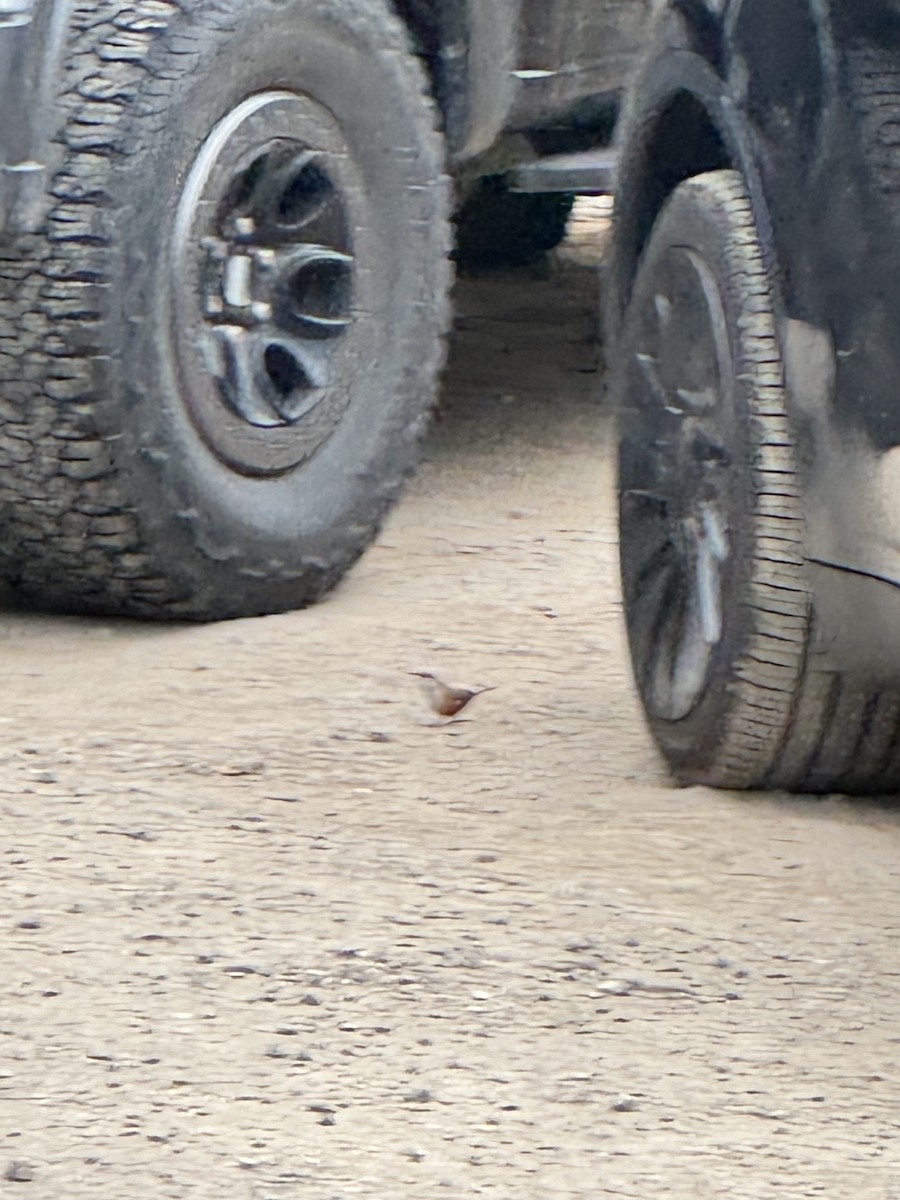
171, 91, 361, 476
620, 245, 735, 722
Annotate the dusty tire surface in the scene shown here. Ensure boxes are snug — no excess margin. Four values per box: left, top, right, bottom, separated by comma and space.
0, 0, 451, 621
1, 209, 900, 1197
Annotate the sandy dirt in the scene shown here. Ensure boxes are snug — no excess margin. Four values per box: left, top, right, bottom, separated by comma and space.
2, 204, 900, 1198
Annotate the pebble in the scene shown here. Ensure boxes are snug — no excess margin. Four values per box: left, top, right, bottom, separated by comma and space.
219, 760, 266, 776
5, 1161, 35, 1182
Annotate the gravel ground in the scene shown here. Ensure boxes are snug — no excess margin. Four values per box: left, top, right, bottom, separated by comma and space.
2, 204, 900, 1198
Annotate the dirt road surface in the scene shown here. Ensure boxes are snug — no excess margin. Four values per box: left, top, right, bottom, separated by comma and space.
2, 206, 900, 1199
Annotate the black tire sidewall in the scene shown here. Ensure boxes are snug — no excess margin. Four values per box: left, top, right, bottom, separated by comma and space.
617, 181, 766, 775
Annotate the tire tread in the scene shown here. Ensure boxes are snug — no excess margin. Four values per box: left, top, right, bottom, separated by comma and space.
0, 0, 452, 620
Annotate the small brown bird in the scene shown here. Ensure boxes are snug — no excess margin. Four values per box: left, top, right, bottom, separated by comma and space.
410, 671, 498, 718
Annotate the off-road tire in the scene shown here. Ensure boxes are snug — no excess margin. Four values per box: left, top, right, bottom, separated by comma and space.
0, 0, 452, 621
453, 176, 574, 274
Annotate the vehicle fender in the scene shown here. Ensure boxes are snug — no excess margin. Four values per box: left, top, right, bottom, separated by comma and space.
2, 0, 521, 232
0, 0, 75, 232
611, 0, 900, 680
394, 0, 521, 160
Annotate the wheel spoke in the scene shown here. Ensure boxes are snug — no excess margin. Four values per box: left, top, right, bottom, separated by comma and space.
214, 327, 282, 428
693, 504, 729, 645
625, 526, 677, 600
627, 541, 679, 665
214, 327, 331, 427
635, 351, 674, 412
225, 149, 346, 246
271, 245, 355, 338
642, 566, 685, 708
666, 588, 711, 717
260, 332, 332, 422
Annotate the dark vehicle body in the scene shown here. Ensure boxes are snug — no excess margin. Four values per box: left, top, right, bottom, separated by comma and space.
613, 0, 900, 627
610, 0, 900, 793
0, 0, 645, 232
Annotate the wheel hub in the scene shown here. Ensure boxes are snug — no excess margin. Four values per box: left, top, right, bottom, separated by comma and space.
172, 92, 360, 476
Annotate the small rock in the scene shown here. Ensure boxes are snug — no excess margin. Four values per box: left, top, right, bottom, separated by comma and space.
219, 760, 266, 777
404, 1088, 433, 1104
5, 1161, 36, 1182
596, 979, 632, 996
301, 993, 322, 1007
612, 1096, 639, 1112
